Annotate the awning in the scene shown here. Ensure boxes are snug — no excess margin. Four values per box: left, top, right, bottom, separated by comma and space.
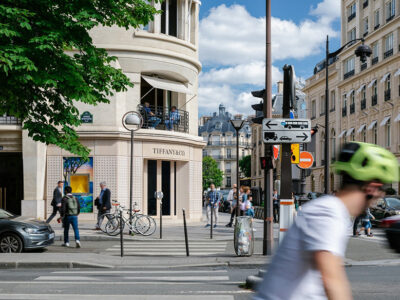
380, 72, 391, 83
346, 128, 355, 137
357, 124, 366, 133
394, 113, 400, 122
142, 75, 193, 95
367, 120, 377, 130
346, 89, 354, 98
338, 130, 346, 138
395, 68, 400, 77
367, 79, 377, 88
356, 84, 366, 94
380, 116, 391, 127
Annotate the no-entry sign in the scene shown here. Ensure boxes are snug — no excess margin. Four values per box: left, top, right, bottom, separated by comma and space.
298, 151, 314, 169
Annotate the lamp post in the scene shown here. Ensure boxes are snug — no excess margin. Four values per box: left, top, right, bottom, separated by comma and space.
122, 111, 143, 233
230, 119, 245, 220
324, 36, 371, 194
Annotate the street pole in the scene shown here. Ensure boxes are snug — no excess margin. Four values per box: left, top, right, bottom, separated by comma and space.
236, 128, 240, 220
263, 0, 274, 256
324, 36, 330, 195
129, 130, 134, 235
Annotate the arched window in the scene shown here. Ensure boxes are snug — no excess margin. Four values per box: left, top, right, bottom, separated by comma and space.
320, 131, 325, 166
350, 91, 355, 114
311, 175, 315, 192
331, 129, 336, 160
385, 74, 391, 101
373, 123, 378, 144
385, 118, 391, 147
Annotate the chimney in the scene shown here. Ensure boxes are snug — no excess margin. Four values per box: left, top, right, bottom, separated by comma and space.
277, 81, 284, 94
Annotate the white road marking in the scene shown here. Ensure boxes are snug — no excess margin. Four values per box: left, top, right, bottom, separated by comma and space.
53, 270, 227, 274
0, 295, 234, 300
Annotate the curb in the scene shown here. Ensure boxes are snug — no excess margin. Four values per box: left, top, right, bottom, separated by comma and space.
0, 261, 113, 269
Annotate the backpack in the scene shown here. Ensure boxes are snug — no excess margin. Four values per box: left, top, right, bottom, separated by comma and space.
66, 196, 79, 215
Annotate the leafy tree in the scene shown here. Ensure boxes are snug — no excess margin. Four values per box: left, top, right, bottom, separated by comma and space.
0, 0, 160, 158
239, 155, 251, 178
202, 156, 223, 191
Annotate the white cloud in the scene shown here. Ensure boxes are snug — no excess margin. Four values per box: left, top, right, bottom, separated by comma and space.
310, 0, 341, 23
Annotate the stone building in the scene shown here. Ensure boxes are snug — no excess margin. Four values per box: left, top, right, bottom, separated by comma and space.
0, 0, 204, 222
303, 0, 400, 193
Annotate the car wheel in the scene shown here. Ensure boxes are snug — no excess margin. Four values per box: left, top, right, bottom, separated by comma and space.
0, 233, 23, 253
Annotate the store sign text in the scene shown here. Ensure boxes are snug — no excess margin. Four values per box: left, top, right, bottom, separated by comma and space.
153, 148, 185, 156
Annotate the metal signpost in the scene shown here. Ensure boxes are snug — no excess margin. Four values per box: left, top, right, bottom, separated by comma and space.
262, 118, 311, 144
155, 191, 164, 239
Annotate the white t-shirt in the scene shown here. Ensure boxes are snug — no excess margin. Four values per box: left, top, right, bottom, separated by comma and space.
254, 196, 351, 300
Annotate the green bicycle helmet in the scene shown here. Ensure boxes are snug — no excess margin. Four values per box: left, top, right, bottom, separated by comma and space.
334, 142, 399, 183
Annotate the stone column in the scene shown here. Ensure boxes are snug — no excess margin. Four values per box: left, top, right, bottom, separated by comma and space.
21, 131, 47, 219
153, 0, 162, 34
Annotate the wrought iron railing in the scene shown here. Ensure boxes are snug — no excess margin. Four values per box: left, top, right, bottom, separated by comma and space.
138, 105, 189, 133
348, 13, 356, 22
384, 49, 393, 59
363, 0, 368, 8
207, 141, 251, 147
344, 70, 355, 80
361, 62, 367, 71
0, 116, 21, 125
372, 57, 379, 65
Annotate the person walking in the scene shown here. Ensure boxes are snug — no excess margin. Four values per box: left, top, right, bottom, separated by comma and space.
360, 208, 375, 237
60, 186, 81, 248
240, 186, 250, 216
225, 184, 237, 227
205, 184, 221, 228
272, 189, 279, 223
46, 181, 64, 223
94, 182, 111, 230
254, 142, 398, 300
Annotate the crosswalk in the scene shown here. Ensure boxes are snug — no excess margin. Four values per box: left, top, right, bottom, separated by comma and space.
104, 240, 228, 256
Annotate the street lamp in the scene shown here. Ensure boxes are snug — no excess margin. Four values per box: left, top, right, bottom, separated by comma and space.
324, 36, 372, 194
122, 111, 143, 233
230, 119, 245, 220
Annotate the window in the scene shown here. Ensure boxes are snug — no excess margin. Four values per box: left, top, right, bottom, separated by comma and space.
226, 148, 232, 159
384, 33, 394, 56
342, 95, 347, 116
225, 162, 231, 172
350, 92, 355, 114
373, 123, 378, 144
374, 9, 380, 29
363, 18, 369, 35
361, 86, 367, 109
331, 130, 336, 160
348, 28, 356, 43
161, 0, 178, 37
311, 100, 316, 118
385, 118, 391, 147
372, 42, 379, 58
373, 80, 378, 96
348, 3, 357, 21
226, 177, 231, 188
386, 0, 396, 21
351, 131, 355, 141
385, 74, 391, 101
320, 95, 325, 115
362, 128, 367, 142
330, 90, 336, 110
344, 57, 355, 79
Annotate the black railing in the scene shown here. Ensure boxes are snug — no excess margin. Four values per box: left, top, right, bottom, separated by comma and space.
361, 98, 366, 110
363, 31, 368, 37
211, 155, 223, 160
399, 85, 400, 97
372, 57, 379, 65
348, 13, 356, 22
344, 70, 355, 80
225, 155, 237, 160
350, 103, 355, 114
225, 169, 231, 174
320, 111, 325, 116
361, 63, 367, 71
342, 107, 347, 117
138, 105, 189, 133
385, 89, 391, 101
363, 0, 368, 8
374, 24, 380, 30
207, 141, 251, 147
321, 159, 325, 166
372, 94, 378, 106
384, 49, 393, 59
386, 15, 395, 23
0, 116, 21, 125
330, 107, 335, 112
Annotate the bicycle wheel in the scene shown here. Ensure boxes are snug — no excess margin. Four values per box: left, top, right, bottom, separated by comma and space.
136, 216, 157, 236
100, 213, 117, 233
105, 216, 123, 236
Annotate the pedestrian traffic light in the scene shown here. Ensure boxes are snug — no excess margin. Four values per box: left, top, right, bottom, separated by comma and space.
251, 89, 265, 124
311, 126, 318, 136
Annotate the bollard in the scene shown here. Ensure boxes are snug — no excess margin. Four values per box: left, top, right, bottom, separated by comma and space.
120, 209, 124, 257
183, 209, 189, 256
210, 204, 213, 239
160, 200, 163, 239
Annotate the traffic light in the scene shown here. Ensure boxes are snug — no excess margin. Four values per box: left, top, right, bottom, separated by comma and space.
311, 126, 318, 136
251, 89, 265, 124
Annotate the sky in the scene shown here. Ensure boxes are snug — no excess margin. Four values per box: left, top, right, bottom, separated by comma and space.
198, 0, 342, 117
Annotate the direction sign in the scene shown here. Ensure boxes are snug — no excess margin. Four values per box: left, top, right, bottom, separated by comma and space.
263, 118, 311, 144
298, 151, 314, 169
291, 144, 300, 164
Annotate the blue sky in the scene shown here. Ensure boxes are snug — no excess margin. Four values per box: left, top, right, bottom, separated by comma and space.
198, 0, 342, 116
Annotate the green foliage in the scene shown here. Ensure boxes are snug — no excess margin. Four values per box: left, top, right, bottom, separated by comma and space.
202, 156, 223, 191
0, 0, 160, 158
239, 155, 251, 178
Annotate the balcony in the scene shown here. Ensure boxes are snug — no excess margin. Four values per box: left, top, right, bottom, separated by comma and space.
385, 89, 391, 101
0, 116, 21, 125
342, 107, 347, 117
225, 169, 231, 174
361, 63, 367, 71
363, 0, 368, 8
211, 155, 223, 160
206, 141, 251, 147
348, 13, 356, 22
361, 98, 366, 110
372, 57, 379, 65
138, 105, 189, 133
386, 15, 395, 23
344, 70, 355, 80
350, 103, 355, 114
371, 94, 378, 106
363, 31, 368, 37
374, 24, 380, 30
321, 159, 325, 166
384, 49, 393, 59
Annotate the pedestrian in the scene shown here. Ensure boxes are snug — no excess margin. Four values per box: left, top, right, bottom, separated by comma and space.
254, 142, 398, 300
272, 189, 279, 223
205, 184, 221, 228
164, 106, 180, 130
94, 181, 111, 230
144, 101, 161, 129
245, 195, 255, 218
353, 214, 362, 236
46, 181, 64, 223
240, 186, 250, 216
360, 208, 375, 237
225, 184, 237, 227
60, 186, 81, 248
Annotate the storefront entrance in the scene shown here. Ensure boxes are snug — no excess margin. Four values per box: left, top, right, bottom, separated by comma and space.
0, 153, 23, 215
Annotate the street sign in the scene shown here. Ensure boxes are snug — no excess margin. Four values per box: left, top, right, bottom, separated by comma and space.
291, 144, 300, 164
80, 111, 93, 123
273, 145, 280, 160
263, 118, 311, 144
298, 151, 314, 169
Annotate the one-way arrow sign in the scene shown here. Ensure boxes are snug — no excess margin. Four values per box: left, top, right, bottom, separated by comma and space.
296, 132, 309, 141
262, 118, 311, 144
265, 120, 278, 129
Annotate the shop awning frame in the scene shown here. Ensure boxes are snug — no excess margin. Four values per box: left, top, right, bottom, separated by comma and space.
346, 127, 355, 137
338, 130, 346, 138
357, 124, 366, 133
380, 116, 391, 127
142, 75, 193, 95
367, 120, 377, 130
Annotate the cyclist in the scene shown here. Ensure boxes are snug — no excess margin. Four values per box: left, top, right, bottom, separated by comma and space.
254, 142, 399, 300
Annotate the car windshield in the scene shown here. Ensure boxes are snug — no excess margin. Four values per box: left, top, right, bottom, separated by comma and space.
0, 209, 15, 219
386, 198, 400, 210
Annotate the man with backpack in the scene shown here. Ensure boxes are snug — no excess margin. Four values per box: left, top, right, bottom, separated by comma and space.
60, 186, 81, 248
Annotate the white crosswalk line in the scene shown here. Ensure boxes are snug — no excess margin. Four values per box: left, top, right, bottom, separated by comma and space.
53, 270, 228, 274
0, 295, 234, 300
34, 275, 229, 282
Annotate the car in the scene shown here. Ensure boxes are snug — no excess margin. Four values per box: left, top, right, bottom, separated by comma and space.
0, 209, 55, 253
370, 197, 400, 224
381, 215, 400, 253
280, 136, 292, 141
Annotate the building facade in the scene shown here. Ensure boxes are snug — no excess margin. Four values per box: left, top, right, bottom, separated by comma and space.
199, 104, 252, 189
0, 0, 204, 222
304, 0, 400, 193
